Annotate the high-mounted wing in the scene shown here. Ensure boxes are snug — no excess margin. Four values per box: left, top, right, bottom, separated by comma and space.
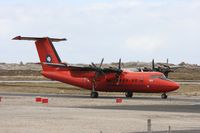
43, 60, 124, 82
43, 61, 123, 73
67, 65, 97, 71
43, 62, 98, 71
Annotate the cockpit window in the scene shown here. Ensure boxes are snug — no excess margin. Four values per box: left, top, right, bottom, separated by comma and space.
150, 74, 167, 80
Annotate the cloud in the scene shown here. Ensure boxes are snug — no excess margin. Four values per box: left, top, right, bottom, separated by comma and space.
0, 0, 200, 64
125, 35, 165, 52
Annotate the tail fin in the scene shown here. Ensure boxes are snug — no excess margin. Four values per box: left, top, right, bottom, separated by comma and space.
12, 36, 67, 71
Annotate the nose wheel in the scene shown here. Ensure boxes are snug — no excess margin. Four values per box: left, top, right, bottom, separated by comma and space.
161, 93, 168, 99
125, 92, 133, 98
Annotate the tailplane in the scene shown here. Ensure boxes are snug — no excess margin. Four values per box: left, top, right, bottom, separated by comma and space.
13, 36, 67, 71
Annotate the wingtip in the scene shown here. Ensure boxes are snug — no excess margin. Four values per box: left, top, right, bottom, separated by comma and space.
62, 38, 67, 41
12, 36, 21, 40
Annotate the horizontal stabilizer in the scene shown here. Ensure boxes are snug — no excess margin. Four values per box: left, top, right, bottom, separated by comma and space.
12, 36, 67, 42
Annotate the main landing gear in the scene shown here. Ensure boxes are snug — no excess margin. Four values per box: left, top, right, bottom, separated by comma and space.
90, 80, 99, 98
161, 93, 168, 99
90, 91, 98, 98
125, 92, 133, 98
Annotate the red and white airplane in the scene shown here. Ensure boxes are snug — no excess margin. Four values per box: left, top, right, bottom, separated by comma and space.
13, 36, 179, 99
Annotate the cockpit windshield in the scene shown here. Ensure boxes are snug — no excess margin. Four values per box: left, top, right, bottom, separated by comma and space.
150, 74, 167, 80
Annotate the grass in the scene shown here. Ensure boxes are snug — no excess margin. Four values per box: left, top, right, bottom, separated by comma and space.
172, 84, 200, 96
0, 76, 46, 81
169, 68, 200, 80
0, 82, 84, 94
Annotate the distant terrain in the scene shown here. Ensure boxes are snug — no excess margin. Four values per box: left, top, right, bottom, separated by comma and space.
0, 61, 200, 80
0, 62, 200, 96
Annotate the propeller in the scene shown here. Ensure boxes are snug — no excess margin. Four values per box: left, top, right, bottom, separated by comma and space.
151, 59, 182, 78
90, 58, 123, 84
102, 58, 122, 73
115, 58, 123, 74
89, 58, 104, 93
90, 58, 105, 81
91, 58, 104, 71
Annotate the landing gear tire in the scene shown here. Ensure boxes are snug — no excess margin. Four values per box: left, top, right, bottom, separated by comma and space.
161, 93, 167, 99
90, 92, 99, 98
125, 92, 133, 98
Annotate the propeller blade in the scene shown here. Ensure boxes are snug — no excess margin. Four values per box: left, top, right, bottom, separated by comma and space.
152, 59, 155, 70
118, 58, 121, 70
91, 62, 97, 68
99, 58, 104, 68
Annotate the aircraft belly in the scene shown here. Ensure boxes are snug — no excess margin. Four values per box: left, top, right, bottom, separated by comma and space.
96, 83, 140, 92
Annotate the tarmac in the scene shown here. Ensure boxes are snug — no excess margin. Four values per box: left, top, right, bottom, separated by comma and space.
0, 93, 200, 133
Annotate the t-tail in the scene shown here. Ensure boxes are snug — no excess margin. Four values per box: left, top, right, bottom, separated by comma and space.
12, 36, 67, 71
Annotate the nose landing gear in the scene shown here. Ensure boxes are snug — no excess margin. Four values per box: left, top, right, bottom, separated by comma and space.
161, 93, 168, 99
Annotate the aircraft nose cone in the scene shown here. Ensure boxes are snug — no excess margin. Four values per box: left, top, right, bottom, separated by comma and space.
172, 82, 180, 90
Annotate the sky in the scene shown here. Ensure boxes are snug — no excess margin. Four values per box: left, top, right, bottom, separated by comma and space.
0, 0, 200, 64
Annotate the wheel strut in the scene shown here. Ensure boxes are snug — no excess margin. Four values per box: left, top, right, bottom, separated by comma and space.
90, 80, 99, 98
